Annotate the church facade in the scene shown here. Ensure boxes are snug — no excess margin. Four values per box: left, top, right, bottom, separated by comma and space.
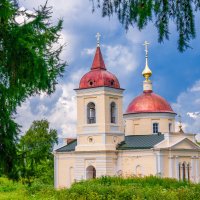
54, 38, 200, 188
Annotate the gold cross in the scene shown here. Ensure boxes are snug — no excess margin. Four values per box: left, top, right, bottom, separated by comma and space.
96, 32, 101, 47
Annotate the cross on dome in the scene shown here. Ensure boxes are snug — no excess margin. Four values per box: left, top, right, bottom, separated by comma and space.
142, 40, 152, 81
143, 40, 150, 58
96, 32, 101, 47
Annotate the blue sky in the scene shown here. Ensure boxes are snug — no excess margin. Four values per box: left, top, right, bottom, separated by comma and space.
16, 0, 200, 138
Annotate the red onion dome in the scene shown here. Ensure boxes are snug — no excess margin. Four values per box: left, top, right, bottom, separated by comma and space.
79, 46, 120, 89
126, 91, 175, 114
79, 69, 120, 89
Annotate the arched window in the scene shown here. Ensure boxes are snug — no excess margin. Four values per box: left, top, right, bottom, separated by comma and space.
153, 123, 159, 134
87, 102, 96, 124
110, 102, 116, 123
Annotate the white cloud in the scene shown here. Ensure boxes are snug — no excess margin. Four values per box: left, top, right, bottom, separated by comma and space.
15, 7, 36, 25
190, 80, 200, 92
187, 112, 200, 119
172, 80, 200, 135
19, 0, 119, 31
82, 48, 96, 56
82, 44, 139, 73
58, 31, 77, 64
16, 69, 86, 138
104, 44, 139, 73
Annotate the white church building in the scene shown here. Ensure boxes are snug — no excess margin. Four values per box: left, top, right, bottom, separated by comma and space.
54, 36, 200, 188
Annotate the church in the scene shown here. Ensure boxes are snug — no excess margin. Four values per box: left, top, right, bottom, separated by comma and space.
54, 35, 200, 188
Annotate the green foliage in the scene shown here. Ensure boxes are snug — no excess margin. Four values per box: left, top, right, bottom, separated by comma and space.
34, 159, 55, 184
17, 120, 58, 185
0, 176, 200, 200
0, 104, 19, 179
0, 0, 65, 178
0, 177, 26, 199
92, 0, 200, 52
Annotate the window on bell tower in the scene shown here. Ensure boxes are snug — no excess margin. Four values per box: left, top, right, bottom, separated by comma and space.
110, 102, 116, 123
153, 123, 159, 134
87, 102, 96, 124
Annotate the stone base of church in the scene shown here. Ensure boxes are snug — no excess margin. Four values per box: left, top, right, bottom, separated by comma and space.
54, 145, 200, 189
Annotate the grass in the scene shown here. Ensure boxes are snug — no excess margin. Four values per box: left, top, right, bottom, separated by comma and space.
0, 176, 200, 200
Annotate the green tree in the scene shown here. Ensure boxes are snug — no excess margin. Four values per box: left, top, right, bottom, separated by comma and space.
18, 119, 58, 185
0, 0, 65, 177
92, 0, 200, 52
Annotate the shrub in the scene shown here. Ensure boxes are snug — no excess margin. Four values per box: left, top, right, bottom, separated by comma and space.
1, 176, 200, 200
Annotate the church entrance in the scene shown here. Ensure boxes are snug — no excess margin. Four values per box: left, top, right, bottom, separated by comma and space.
86, 165, 96, 179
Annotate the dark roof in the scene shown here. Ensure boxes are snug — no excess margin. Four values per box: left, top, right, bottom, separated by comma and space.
56, 139, 77, 152
55, 134, 164, 152
117, 134, 164, 150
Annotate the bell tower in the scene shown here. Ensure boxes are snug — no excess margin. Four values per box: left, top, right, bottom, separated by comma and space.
75, 33, 124, 151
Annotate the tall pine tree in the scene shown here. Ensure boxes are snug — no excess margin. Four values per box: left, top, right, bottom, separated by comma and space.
0, 0, 65, 178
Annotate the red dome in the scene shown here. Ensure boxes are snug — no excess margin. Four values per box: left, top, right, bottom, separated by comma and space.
79, 69, 120, 89
126, 91, 174, 114
79, 46, 120, 89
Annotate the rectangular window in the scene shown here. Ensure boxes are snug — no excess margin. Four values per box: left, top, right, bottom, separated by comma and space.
153, 123, 159, 134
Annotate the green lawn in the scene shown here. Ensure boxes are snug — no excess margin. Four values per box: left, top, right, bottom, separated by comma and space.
0, 176, 200, 200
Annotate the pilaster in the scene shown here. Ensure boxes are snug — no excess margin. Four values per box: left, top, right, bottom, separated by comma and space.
169, 156, 174, 178
175, 156, 179, 180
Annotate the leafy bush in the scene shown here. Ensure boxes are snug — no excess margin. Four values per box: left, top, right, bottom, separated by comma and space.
1, 176, 200, 200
